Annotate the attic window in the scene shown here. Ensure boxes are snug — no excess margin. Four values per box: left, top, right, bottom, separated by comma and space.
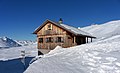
48, 24, 52, 30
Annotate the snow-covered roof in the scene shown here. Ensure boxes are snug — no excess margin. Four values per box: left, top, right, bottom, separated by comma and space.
33, 19, 95, 38
60, 24, 93, 37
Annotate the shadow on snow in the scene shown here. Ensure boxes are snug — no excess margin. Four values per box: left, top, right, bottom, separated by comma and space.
0, 57, 34, 73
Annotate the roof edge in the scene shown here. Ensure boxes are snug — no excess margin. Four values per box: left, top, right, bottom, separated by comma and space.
33, 19, 54, 34
33, 19, 96, 38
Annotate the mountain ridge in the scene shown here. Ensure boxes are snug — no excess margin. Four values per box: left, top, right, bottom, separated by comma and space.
0, 37, 21, 48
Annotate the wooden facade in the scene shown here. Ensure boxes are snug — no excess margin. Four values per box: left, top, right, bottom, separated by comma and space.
33, 19, 95, 54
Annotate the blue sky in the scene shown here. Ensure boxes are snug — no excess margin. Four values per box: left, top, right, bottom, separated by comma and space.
0, 0, 120, 40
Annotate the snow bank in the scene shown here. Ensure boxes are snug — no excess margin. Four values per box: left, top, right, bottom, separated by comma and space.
24, 40, 120, 73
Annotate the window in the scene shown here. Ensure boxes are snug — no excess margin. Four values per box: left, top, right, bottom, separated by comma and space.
56, 37, 64, 43
58, 37, 61, 42
39, 38, 43, 43
46, 37, 53, 43
48, 24, 52, 30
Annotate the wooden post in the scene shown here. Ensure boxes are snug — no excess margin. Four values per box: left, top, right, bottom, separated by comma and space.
87, 37, 88, 43
91, 38, 92, 42
74, 36, 76, 45
20, 50, 26, 69
48, 44, 50, 50
64, 34, 66, 47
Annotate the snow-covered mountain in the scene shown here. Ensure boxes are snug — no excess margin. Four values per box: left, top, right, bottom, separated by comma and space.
15, 40, 37, 46
81, 20, 120, 40
0, 37, 21, 48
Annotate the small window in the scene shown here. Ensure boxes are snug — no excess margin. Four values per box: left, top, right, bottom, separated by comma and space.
46, 37, 53, 43
56, 37, 64, 43
39, 38, 43, 43
58, 37, 61, 42
48, 24, 52, 30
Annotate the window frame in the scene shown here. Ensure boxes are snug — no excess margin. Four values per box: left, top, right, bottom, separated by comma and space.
56, 37, 64, 43
39, 38, 43, 43
47, 24, 52, 30
46, 37, 53, 43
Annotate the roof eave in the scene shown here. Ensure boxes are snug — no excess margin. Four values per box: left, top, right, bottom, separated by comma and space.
76, 34, 96, 38
33, 19, 53, 34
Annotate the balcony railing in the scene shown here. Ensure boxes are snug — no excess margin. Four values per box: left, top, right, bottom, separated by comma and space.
44, 30, 60, 35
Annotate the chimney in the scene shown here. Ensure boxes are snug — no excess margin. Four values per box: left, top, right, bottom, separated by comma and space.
58, 18, 63, 24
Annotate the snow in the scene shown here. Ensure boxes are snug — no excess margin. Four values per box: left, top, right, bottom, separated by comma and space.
0, 44, 38, 61
15, 40, 37, 46
0, 37, 38, 73
24, 20, 120, 73
0, 36, 37, 61
60, 24, 92, 36
0, 20, 120, 73
0, 37, 21, 48
116, 62, 120, 67
24, 40, 120, 73
81, 20, 120, 40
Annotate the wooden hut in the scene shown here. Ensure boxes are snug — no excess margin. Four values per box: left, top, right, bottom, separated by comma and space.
33, 19, 96, 54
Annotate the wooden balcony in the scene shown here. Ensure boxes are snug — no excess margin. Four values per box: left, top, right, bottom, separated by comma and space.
45, 30, 59, 35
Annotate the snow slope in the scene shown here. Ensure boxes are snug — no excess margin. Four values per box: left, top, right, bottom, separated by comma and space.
94, 35, 120, 44
0, 37, 38, 61
15, 40, 37, 46
25, 40, 120, 73
0, 44, 38, 61
81, 20, 120, 40
0, 37, 21, 48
